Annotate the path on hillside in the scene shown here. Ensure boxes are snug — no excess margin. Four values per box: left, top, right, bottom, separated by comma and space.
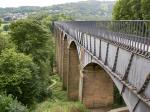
47, 75, 58, 91
49, 79, 57, 88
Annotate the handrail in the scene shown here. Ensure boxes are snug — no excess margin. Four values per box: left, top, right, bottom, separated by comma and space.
55, 21, 150, 53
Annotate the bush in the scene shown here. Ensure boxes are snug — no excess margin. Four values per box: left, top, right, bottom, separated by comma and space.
35, 84, 52, 102
0, 94, 28, 112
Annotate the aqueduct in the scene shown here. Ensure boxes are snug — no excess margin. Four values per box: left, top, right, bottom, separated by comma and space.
55, 21, 150, 112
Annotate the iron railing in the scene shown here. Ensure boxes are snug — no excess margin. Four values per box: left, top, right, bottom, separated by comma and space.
55, 21, 150, 53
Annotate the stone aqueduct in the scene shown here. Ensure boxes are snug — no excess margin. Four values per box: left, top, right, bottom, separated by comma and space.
54, 21, 150, 112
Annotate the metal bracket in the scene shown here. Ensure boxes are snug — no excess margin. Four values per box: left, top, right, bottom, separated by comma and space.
122, 53, 134, 81
90, 35, 92, 52
112, 47, 119, 72
94, 37, 96, 56
80, 33, 83, 45
104, 43, 109, 65
98, 39, 101, 60
138, 73, 150, 94
132, 99, 140, 112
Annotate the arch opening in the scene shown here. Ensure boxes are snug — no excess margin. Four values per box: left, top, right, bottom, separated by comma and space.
67, 41, 80, 101
80, 63, 114, 109
113, 85, 126, 108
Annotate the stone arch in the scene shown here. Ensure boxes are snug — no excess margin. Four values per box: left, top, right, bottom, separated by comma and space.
68, 41, 80, 101
80, 63, 114, 108
62, 34, 68, 90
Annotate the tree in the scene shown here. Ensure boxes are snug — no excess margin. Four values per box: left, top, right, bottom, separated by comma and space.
28, 11, 49, 21
0, 35, 14, 53
10, 19, 52, 102
130, 0, 142, 19
3, 25, 9, 31
113, 0, 150, 20
141, 0, 150, 19
113, 0, 133, 20
10, 19, 49, 56
9, 14, 73, 105
0, 49, 39, 105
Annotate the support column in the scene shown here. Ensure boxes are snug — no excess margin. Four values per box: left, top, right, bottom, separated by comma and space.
60, 37, 63, 78
62, 37, 68, 90
67, 42, 80, 101
58, 34, 61, 75
55, 30, 59, 73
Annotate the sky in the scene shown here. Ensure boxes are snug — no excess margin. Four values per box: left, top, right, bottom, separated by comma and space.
0, 0, 116, 8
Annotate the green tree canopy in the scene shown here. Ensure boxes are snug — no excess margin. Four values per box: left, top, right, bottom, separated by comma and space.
113, 0, 149, 20
10, 19, 53, 103
141, 0, 150, 19
10, 19, 49, 57
0, 49, 36, 87
113, 0, 132, 20
3, 25, 10, 31
0, 49, 39, 105
0, 35, 14, 53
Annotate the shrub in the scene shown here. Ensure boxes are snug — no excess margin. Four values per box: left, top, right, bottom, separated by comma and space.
35, 84, 52, 102
0, 94, 28, 112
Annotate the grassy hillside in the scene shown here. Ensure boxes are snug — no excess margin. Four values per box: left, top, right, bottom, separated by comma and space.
31, 75, 89, 112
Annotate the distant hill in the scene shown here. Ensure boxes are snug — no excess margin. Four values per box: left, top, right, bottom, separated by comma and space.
0, 0, 115, 20
0, 6, 41, 15
48, 0, 115, 20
